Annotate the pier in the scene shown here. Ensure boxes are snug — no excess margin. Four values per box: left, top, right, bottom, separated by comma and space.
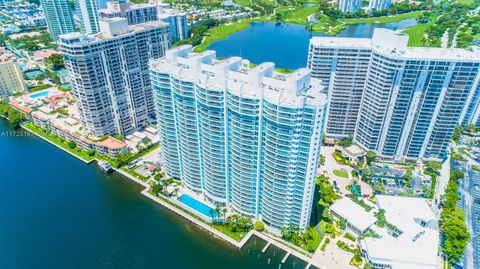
281, 251, 291, 263
262, 242, 271, 253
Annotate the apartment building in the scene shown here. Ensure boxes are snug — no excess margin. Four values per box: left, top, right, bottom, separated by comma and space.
58, 18, 169, 137
338, 0, 362, 13
368, 0, 391, 11
150, 45, 327, 229
308, 28, 480, 161
0, 61, 27, 96
75, 0, 100, 33
98, 0, 157, 25
40, 0, 76, 40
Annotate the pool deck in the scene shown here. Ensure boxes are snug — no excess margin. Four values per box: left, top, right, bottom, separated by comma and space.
112, 168, 327, 269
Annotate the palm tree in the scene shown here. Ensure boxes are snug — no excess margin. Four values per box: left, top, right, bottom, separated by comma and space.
209, 209, 216, 224
214, 203, 221, 223
222, 208, 228, 222
173, 187, 179, 198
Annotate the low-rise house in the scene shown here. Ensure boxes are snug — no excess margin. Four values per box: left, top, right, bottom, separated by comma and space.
31, 111, 127, 158
330, 197, 376, 236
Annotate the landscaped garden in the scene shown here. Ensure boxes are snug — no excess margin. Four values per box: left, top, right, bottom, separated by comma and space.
333, 169, 349, 178
23, 122, 95, 162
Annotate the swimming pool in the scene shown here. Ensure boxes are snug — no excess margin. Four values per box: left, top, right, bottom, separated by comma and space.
178, 194, 217, 218
30, 91, 49, 99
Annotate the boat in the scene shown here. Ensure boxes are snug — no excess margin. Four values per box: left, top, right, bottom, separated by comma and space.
98, 161, 112, 173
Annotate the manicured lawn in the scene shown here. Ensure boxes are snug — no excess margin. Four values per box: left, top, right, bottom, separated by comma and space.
23, 122, 95, 162
402, 13, 439, 47
122, 167, 150, 182
282, 6, 319, 25
402, 22, 431, 46
457, 0, 474, 4
311, 16, 344, 34
343, 11, 423, 24
300, 223, 323, 252
234, 0, 259, 8
210, 224, 248, 241
333, 169, 349, 178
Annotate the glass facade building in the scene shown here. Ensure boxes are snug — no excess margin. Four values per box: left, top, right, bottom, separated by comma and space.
308, 29, 480, 161
150, 45, 327, 229
40, 0, 76, 41
338, 0, 362, 13
75, 0, 100, 33
368, 0, 391, 11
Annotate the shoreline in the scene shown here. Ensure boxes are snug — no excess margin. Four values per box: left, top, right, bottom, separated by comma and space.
19, 119, 325, 269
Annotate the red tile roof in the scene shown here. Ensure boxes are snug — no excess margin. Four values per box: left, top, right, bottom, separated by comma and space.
96, 137, 127, 150
9, 99, 32, 113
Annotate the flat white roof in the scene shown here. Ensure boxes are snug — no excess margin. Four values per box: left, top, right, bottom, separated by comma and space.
376, 195, 436, 238
151, 45, 326, 108
361, 195, 439, 269
145, 127, 157, 134
310, 28, 480, 62
330, 197, 376, 232
133, 131, 147, 139
361, 232, 438, 269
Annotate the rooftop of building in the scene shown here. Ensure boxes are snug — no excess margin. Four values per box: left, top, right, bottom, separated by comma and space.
360, 195, 439, 269
330, 197, 377, 232
310, 28, 480, 62
376, 195, 436, 236
58, 18, 167, 44
150, 45, 326, 108
98, 2, 156, 14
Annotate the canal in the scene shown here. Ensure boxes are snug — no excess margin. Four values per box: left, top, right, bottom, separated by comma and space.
0, 120, 309, 269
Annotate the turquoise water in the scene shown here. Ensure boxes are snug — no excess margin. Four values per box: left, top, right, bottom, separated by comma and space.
179, 194, 217, 217
208, 19, 417, 69
0, 119, 311, 269
30, 91, 49, 99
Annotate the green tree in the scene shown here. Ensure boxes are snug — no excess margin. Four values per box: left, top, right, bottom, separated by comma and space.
44, 53, 65, 71
254, 220, 265, 231
7, 109, 24, 127
68, 141, 76, 149
464, 123, 477, 133
440, 168, 468, 263
366, 150, 376, 165
316, 175, 339, 208
451, 125, 462, 142
338, 134, 353, 147
441, 207, 469, 262
151, 182, 164, 195
319, 154, 326, 166
425, 161, 442, 173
